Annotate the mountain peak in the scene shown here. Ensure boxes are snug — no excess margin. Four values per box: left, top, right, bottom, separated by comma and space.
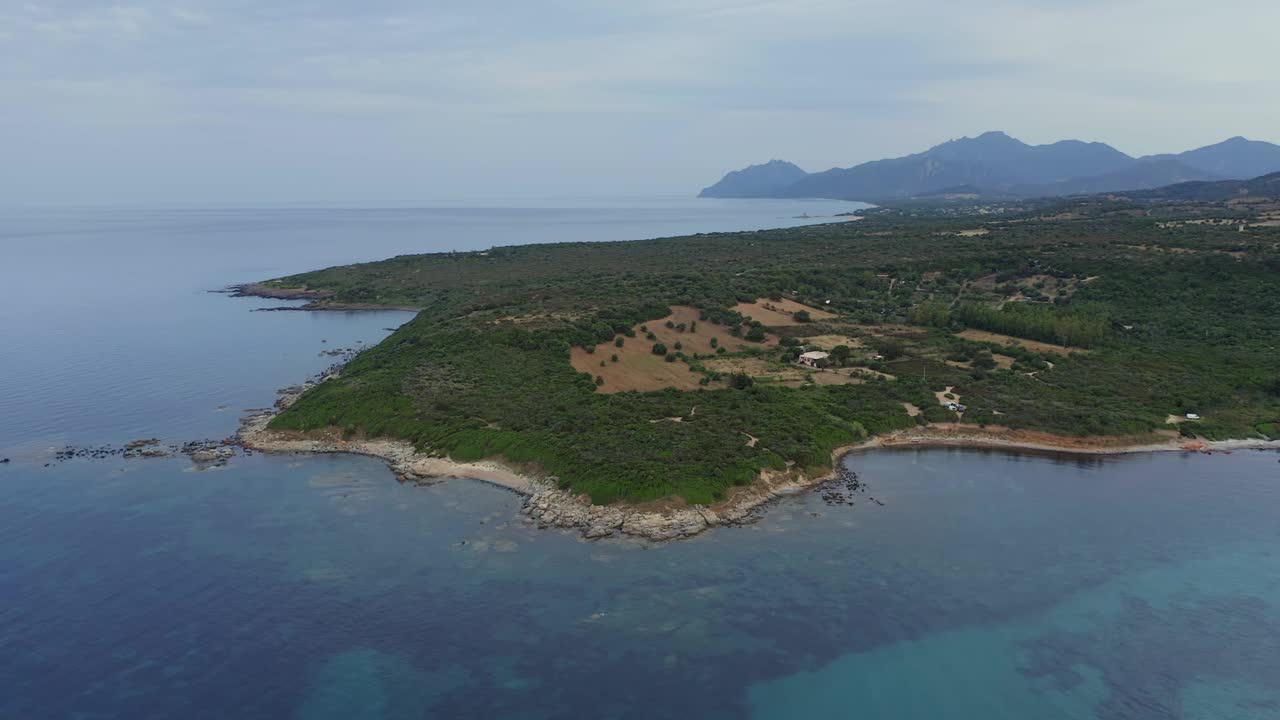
697, 159, 808, 198
1172, 137, 1280, 179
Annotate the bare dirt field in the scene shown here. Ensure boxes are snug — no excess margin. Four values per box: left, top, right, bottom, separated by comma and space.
800, 334, 864, 351
939, 228, 989, 237
732, 298, 836, 326
810, 370, 864, 386
570, 306, 778, 393
935, 386, 960, 407
704, 357, 805, 384
844, 323, 927, 338
702, 357, 863, 387
957, 329, 1078, 355
572, 350, 706, 393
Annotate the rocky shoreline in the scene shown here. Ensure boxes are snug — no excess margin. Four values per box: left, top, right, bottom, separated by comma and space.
237, 372, 1280, 543
236, 374, 837, 541
851, 424, 1280, 457
222, 283, 422, 313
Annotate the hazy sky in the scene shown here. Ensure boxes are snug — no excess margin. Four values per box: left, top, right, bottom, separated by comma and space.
5, 0, 1279, 204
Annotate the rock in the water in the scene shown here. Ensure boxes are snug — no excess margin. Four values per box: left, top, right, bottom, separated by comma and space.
190, 446, 235, 464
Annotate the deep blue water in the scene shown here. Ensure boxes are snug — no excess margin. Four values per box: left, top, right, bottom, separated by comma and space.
2, 202, 1278, 719
0, 199, 856, 450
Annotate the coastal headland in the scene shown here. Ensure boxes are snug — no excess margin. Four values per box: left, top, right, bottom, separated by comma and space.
232, 195, 1280, 540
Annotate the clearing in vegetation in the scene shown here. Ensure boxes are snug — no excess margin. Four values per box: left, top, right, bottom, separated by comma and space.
799, 334, 866, 351
731, 298, 837, 326
570, 305, 777, 393
957, 329, 1078, 355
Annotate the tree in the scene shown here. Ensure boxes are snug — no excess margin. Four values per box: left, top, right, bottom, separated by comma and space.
745, 327, 766, 342
793, 310, 812, 322
674, 341, 683, 351
615, 337, 624, 348
831, 345, 852, 361
728, 372, 754, 389
870, 337, 906, 360
710, 337, 718, 348
910, 301, 950, 327
585, 344, 596, 354
594, 375, 604, 386
610, 354, 619, 362
652, 343, 668, 355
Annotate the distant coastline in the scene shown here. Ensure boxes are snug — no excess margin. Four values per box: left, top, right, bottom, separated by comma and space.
228, 283, 423, 312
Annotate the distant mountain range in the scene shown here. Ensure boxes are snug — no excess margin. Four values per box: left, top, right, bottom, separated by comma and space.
699, 132, 1280, 201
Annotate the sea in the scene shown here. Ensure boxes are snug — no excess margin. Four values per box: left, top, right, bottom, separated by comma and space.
1, 199, 1277, 719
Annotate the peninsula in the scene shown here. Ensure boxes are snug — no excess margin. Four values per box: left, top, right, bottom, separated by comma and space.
239, 182, 1280, 540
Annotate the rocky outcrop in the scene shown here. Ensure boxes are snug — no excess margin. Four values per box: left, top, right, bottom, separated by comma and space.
188, 446, 235, 465
225, 283, 334, 302
522, 489, 723, 541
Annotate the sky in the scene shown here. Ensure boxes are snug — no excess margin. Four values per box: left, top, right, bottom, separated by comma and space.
4, 0, 1279, 205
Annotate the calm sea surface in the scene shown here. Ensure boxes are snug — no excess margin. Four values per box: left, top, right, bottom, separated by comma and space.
1, 201, 1277, 719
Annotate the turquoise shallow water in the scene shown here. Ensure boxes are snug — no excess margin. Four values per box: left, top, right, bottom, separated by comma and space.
2, 203, 1278, 718
2, 449, 1277, 719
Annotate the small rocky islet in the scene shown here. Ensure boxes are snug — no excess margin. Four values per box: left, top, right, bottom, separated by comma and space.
45, 437, 239, 467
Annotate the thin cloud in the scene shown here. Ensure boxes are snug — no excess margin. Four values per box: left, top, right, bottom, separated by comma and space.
2, 0, 1277, 203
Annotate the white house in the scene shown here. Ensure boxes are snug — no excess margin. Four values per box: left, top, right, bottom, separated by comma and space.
798, 351, 830, 368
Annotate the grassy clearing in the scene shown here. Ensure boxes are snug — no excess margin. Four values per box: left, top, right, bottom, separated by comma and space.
957, 329, 1078, 355
731, 298, 836, 326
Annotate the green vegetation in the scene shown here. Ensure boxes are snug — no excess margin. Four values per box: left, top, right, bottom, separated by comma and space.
263, 196, 1280, 504
952, 303, 1109, 348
